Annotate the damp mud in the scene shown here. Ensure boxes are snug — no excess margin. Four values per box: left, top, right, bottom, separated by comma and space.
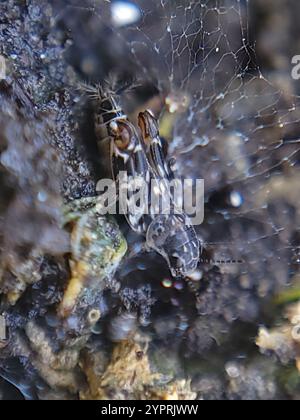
0, 0, 299, 400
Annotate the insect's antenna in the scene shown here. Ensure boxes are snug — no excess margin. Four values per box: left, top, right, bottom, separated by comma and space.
199, 240, 245, 266
122, 78, 143, 94
77, 81, 97, 96
77, 82, 107, 102
104, 73, 143, 96
78, 75, 143, 104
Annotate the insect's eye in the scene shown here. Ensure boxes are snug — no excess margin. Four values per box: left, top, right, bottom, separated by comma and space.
110, 122, 131, 150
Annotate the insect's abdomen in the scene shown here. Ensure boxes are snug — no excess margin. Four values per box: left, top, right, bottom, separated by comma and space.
146, 214, 200, 277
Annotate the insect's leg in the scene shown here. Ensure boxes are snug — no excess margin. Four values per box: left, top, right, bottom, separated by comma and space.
166, 157, 178, 181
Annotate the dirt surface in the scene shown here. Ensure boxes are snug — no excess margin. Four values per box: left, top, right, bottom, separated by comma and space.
0, 0, 299, 400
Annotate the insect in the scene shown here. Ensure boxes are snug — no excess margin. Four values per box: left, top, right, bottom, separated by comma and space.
90, 85, 201, 278
138, 110, 201, 277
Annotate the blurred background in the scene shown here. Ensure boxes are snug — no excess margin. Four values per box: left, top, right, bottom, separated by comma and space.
0, 0, 299, 400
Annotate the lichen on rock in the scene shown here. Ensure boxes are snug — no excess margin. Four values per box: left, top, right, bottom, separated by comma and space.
80, 337, 196, 401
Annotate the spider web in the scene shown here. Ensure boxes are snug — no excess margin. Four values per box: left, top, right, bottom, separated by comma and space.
61, 0, 300, 296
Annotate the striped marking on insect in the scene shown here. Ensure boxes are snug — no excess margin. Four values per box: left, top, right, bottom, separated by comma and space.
138, 111, 201, 276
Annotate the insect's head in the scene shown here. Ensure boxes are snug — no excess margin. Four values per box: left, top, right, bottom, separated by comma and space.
146, 214, 200, 278
138, 110, 159, 146
168, 249, 200, 279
